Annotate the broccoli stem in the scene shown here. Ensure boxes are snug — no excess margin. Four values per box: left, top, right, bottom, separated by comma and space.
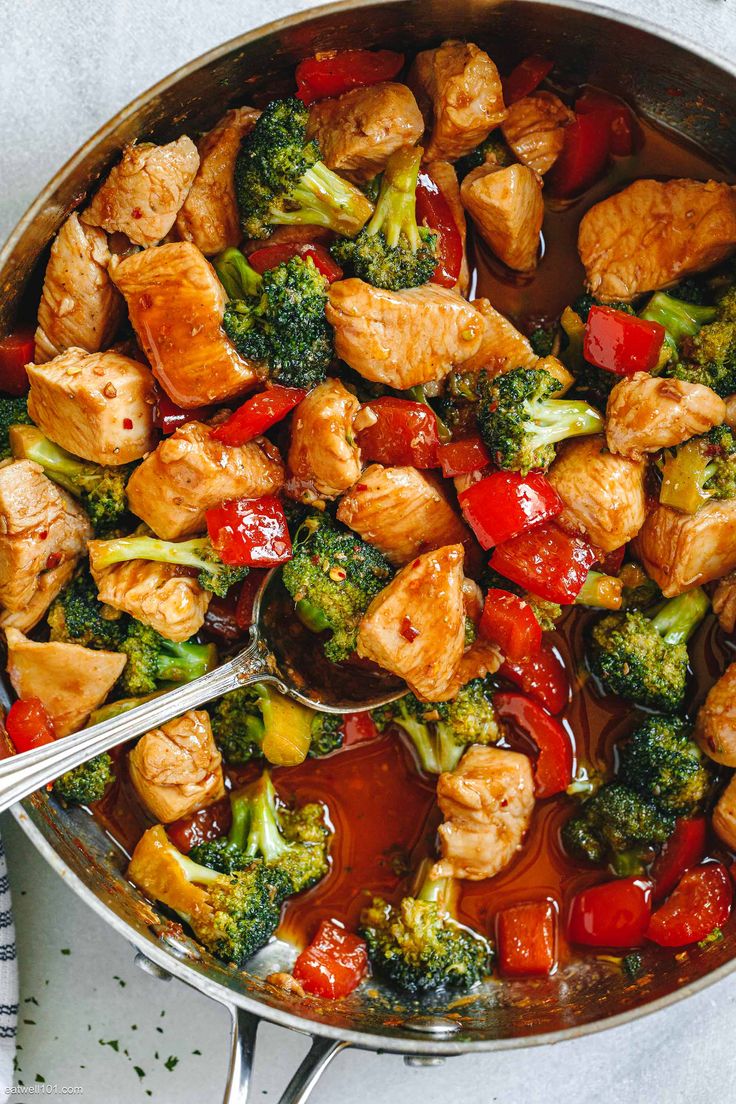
93, 535, 211, 573
295, 598, 331, 633
10, 424, 100, 497
413, 861, 458, 914
87, 692, 164, 726
576, 571, 623, 610
242, 772, 289, 863
640, 292, 716, 357
173, 848, 224, 886
366, 146, 423, 250
275, 161, 372, 237
408, 384, 452, 443
213, 247, 263, 301
156, 641, 217, 684
649, 587, 710, 646
529, 398, 604, 451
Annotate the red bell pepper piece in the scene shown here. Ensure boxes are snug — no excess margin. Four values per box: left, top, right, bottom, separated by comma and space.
496, 899, 558, 976
293, 920, 368, 998
480, 589, 542, 662
437, 436, 491, 477
489, 523, 597, 605
547, 111, 611, 198
247, 242, 343, 283
167, 797, 232, 854
500, 644, 570, 715
341, 712, 379, 747
5, 698, 56, 753
575, 89, 639, 156
647, 862, 732, 947
154, 392, 215, 435
211, 386, 307, 447
494, 691, 573, 797
459, 470, 563, 549
568, 878, 652, 948
0, 328, 34, 396
295, 49, 404, 105
206, 496, 292, 568
650, 817, 707, 902
415, 170, 464, 288
584, 306, 665, 376
356, 396, 440, 468
502, 56, 553, 106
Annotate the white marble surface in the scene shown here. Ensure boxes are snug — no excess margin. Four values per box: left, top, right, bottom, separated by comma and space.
1, 1, 736, 1101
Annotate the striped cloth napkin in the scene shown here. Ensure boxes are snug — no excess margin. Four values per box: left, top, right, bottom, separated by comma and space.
0, 835, 17, 1090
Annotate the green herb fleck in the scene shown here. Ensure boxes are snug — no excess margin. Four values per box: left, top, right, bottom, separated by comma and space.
164, 1056, 179, 1072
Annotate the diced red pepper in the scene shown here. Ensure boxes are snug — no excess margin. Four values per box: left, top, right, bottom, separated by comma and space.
480, 589, 542, 662
650, 817, 707, 902
437, 436, 491, 477
247, 242, 343, 283
341, 712, 379, 747
154, 392, 215, 435
646, 862, 732, 947
547, 111, 611, 198
500, 644, 570, 715
584, 306, 665, 376
211, 386, 307, 447
292, 919, 368, 998
496, 900, 558, 976
0, 328, 34, 396
415, 170, 464, 288
459, 470, 563, 549
575, 89, 639, 156
356, 396, 440, 468
206, 496, 292, 568
494, 691, 573, 797
502, 56, 553, 106
167, 797, 232, 854
295, 49, 404, 105
568, 878, 652, 948
5, 698, 56, 753
489, 523, 597, 604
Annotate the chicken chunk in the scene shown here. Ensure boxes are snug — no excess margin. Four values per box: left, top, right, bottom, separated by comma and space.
425, 160, 470, 295
34, 214, 123, 363
0, 558, 76, 636
432, 638, 504, 703
547, 436, 648, 553
713, 571, 736, 633
500, 92, 573, 176
636, 499, 736, 596
694, 663, 736, 767
81, 136, 199, 247
409, 40, 506, 162
287, 379, 361, 501
5, 628, 126, 736
90, 558, 211, 643
578, 179, 736, 301
27, 347, 157, 466
306, 82, 423, 182
432, 746, 534, 881
463, 297, 538, 376
357, 544, 466, 700
337, 465, 471, 566
326, 279, 484, 388
725, 395, 736, 429
110, 242, 259, 408
128, 710, 224, 823
175, 107, 259, 255
713, 774, 736, 848
0, 461, 91, 612
126, 420, 284, 540
605, 373, 726, 460
461, 163, 544, 271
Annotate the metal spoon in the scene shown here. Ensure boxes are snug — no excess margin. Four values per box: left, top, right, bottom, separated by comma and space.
0, 568, 404, 814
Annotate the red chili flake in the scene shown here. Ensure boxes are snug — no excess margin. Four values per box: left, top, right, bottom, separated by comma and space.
400, 616, 419, 642
38, 530, 48, 541
46, 553, 62, 570
131, 207, 143, 219
355, 484, 368, 491
123, 418, 133, 429
138, 293, 153, 310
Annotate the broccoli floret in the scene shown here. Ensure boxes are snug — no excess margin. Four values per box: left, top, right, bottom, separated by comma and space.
528, 322, 558, 358
47, 566, 126, 650
666, 277, 711, 305
190, 789, 253, 874
118, 621, 217, 696
618, 714, 716, 816
590, 588, 710, 711
218, 248, 333, 389
360, 869, 490, 994
670, 284, 736, 395
455, 132, 513, 179
210, 683, 343, 765
282, 511, 393, 662
0, 396, 32, 459
575, 571, 624, 610
562, 782, 675, 866
9, 423, 130, 533
659, 424, 736, 513
330, 147, 437, 291
618, 562, 662, 611
639, 291, 716, 361
53, 753, 115, 805
309, 711, 344, 757
89, 533, 248, 598
234, 97, 372, 240
477, 366, 603, 473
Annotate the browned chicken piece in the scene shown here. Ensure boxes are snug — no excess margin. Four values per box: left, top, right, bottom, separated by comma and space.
605, 373, 726, 460
500, 92, 573, 176
725, 395, 736, 428
409, 40, 506, 162
635, 499, 736, 596
175, 107, 259, 255
126, 420, 284, 540
306, 82, 424, 182
287, 379, 361, 501
432, 638, 504, 703
90, 558, 211, 643
26, 347, 157, 466
425, 160, 469, 295
461, 163, 544, 272
337, 464, 471, 566
327, 279, 484, 388
578, 179, 736, 301
357, 544, 465, 700
5, 628, 127, 736
432, 746, 534, 881
548, 436, 648, 553
713, 571, 736, 633
713, 775, 736, 849
463, 297, 537, 375
34, 214, 123, 363
694, 663, 736, 766
128, 710, 225, 823
81, 136, 199, 247
111, 242, 259, 408
0, 461, 91, 612
0, 558, 76, 636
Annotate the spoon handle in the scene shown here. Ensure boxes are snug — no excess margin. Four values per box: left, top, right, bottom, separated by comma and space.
0, 638, 281, 815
